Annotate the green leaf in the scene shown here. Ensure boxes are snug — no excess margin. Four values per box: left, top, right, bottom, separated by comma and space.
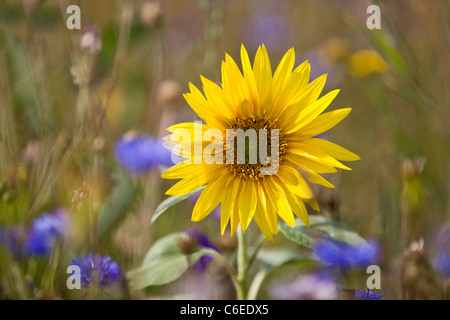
127, 233, 208, 289
151, 186, 205, 224
257, 248, 313, 271
279, 215, 367, 248
97, 174, 138, 240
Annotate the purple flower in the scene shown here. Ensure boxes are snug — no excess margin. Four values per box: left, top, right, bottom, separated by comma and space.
114, 133, 173, 174
71, 252, 121, 288
0, 225, 5, 244
430, 224, 450, 278
355, 289, 385, 300
25, 209, 67, 257
314, 239, 380, 270
0, 225, 26, 257
181, 229, 219, 272
271, 273, 339, 300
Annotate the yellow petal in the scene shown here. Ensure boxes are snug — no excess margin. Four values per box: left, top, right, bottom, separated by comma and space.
276, 176, 310, 228
272, 61, 310, 118
306, 197, 320, 212
192, 171, 229, 221
277, 165, 313, 199
162, 162, 224, 179
230, 179, 243, 235
201, 75, 236, 121
285, 88, 340, 134
220, 55, 247, 109
238, 180, 257, 232
286, 155, 338, 174
259, 181, 278, 233
165, 166, 226, 196
265, 177, 295, 227
266, 47, 296, 115
220, 177, 238, 235
253, 209, 274, 241
184, 83, 228, 129
299, 138, 360, 161
288, 144, 351, 171
240, 44, 260, 113
278, 73, 326, 125
292, 107, 352, 139
253, 44, 272, 110
297, 165, 335, 189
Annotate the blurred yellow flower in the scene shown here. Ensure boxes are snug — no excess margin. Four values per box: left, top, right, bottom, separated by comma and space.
320, 38, 351, 64
347, 49, 389, 78
163, 44, 359, 240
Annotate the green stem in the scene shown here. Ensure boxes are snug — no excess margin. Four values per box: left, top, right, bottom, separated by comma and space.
247, 270, 267, 300
236, 226, 247, 300
201, 248, 238, 284
246, 235, 265, 274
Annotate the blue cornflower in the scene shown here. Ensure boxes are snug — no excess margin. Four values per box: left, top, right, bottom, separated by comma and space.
114, 133, 173, 174
71, 252, 121, 288
314, 238, 380, 270
0, 225, 26, 257
25, 209, 67, 257
181, 229, 219, 272
355, 289, 385, 300
433, 253, 450, 278
0, 225, 5, 244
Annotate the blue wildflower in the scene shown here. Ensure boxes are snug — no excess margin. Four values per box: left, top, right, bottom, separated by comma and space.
433, 253, 450, 278
114, 133, 173, 174
0, 225, 5, 244
6, 228, 26, 257
71, 252, 121, 288
314, 238, 380, 270
0, 225, 24, 257
25, 209, 67, 257
355, 289, 385, 300
181, 229, 219, 272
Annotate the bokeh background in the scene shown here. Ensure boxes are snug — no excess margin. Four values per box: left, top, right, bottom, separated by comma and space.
0, 0, 449, 299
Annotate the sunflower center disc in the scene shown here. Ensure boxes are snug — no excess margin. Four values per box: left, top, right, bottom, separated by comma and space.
224, 114, 287, 180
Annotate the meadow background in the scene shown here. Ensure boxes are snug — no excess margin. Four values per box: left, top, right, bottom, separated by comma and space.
0, 0, 449, 300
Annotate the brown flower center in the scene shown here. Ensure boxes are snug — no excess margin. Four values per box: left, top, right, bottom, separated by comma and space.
224, 114, 287, 180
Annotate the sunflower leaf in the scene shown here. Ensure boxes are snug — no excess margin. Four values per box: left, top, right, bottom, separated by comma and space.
279, 215, 366, 248
127, 233, 208, 288
151, 186, 205, 224
257, 248, 314, 271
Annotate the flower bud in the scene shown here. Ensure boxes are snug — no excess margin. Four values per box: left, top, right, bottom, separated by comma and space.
177, 231, 198, 255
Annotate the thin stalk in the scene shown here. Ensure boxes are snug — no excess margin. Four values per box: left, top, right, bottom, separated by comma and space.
201, 248, 240, 296
247, 270, 267, 300
246, 235, 265, 274
236, 227, 247, 300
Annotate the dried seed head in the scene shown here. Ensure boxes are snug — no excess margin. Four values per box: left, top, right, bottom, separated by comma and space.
177, 232, 198, 255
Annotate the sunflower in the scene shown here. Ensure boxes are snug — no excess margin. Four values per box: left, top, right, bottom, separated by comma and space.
162, 44, 359, 240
